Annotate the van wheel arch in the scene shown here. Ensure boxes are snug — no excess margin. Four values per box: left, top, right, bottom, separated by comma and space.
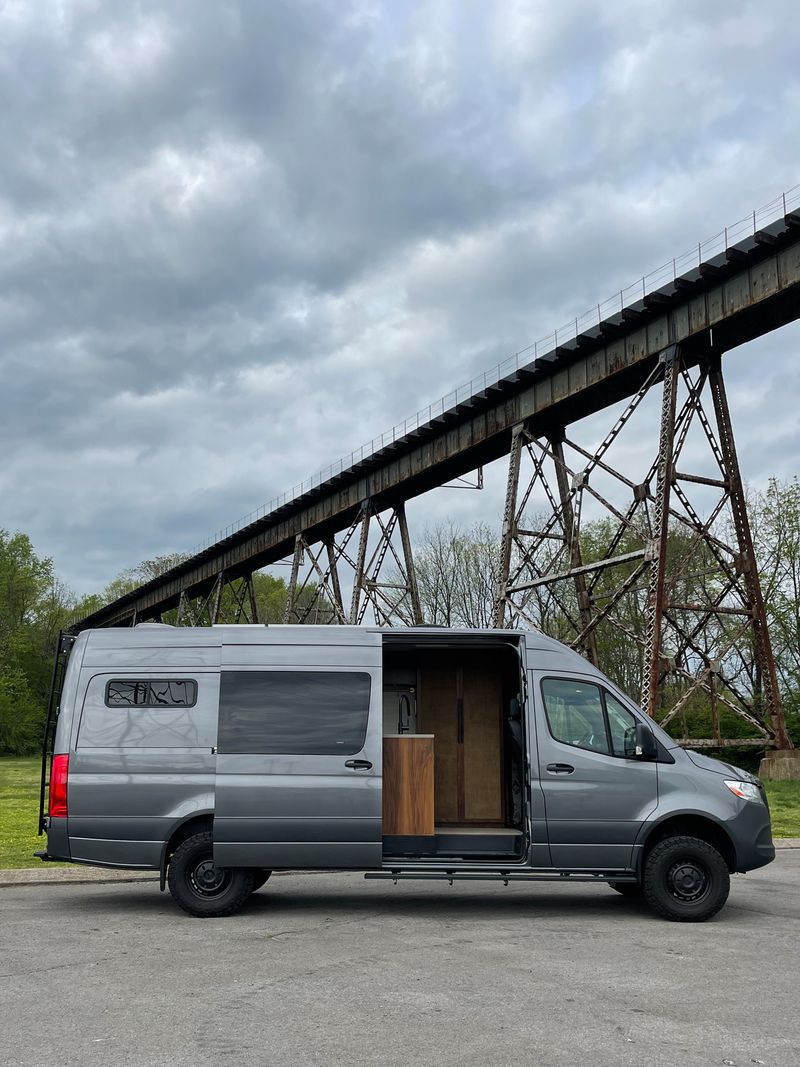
160, 815, 214, 891
640, 815, 736, 874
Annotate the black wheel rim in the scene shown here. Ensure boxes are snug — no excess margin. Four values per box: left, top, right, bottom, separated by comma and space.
666, 859, 709, 904
188, 857, 232, 899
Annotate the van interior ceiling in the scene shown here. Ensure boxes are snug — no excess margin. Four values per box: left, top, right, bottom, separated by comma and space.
380, 635, 526, 862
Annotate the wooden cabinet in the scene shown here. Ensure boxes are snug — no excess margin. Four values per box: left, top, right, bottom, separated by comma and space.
382, 735, 435, 837
417, 654, 504, 825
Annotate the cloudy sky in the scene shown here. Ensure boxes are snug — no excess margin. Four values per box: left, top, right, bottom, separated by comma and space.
2, 0, 799, 596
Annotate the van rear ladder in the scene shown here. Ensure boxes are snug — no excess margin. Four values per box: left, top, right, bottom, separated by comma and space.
37, 632, 76, 835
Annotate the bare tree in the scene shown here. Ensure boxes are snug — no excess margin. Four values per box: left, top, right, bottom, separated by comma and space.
412, 521, 500, 627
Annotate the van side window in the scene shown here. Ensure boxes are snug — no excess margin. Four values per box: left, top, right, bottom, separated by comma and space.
605, 692, 638, 757
543, 679, 608, 752
218, 671, 371, 755
541, 678, 638, 758
105, 680, 197, 708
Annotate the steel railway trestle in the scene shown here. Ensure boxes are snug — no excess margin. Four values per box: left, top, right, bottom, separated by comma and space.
72, 205, 800, 751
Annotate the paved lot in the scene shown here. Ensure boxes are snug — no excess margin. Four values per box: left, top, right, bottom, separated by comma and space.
1, 854, 798, 1067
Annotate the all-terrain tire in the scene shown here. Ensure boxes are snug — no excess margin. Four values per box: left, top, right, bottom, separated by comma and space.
608, 881, 642, 897
167, 831, 255, 918
643, 835, 730, 922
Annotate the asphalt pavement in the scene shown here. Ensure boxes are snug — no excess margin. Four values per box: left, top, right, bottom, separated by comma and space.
1, 853, 798, 1067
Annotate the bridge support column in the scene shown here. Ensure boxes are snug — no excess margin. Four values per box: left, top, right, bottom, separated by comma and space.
176, 590, 189, 626
246, 574, 260, 624
223, 572, 260, 624
397, 503, 423, 625
209, 572, 224, 625
550, 430, 598, 666
285, 533, 348, 624
707, 355, 790, 751
349, 500, 424, 626
641, 345, 680, 718
285, 536, 304, 623
493, 424, 524, 628
349, 502, 373, 624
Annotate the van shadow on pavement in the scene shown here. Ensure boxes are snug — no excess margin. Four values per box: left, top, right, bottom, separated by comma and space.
46, 877, 764, 926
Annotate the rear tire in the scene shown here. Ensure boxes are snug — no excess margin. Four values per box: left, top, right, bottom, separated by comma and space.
643, 835, 730, 922
608, 881, 642, 897
168, 831, 255, 918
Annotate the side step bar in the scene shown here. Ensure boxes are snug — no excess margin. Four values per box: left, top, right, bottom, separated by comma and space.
366, 871, 638, 885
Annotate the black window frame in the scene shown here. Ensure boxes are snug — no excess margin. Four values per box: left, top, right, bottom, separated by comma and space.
104, 678, 198, 709
540, 676, 639, 759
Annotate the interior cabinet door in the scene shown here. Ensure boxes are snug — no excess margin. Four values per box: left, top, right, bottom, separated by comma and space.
420, 660, 459, 823
420, 655, 505, 825
462, 664, 503, 823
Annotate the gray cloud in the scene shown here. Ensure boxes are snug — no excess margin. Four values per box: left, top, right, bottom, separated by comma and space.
1, 0, 799, 593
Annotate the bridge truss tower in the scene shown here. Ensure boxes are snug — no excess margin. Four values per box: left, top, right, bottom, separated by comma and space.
492, 341, 789, 750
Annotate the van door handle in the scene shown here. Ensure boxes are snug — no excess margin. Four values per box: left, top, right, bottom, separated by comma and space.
344, 759, 373, 770
546, 763, 574, 774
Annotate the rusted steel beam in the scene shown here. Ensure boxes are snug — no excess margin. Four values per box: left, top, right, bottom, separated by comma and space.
397, 503, 423, 625
707, 357, 791, 750
247, 574, 259, 624
283, 536, 304, 623
209, 573, 224, 625
507, 549, 647, 593
550, 433, 598, 665
641, 347, 679, 717
493, 424, 525, 627
324, 538, 347, 623
349, 501, 372, 625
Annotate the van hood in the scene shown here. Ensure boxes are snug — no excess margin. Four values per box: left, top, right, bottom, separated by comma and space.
685, 750, 760, 784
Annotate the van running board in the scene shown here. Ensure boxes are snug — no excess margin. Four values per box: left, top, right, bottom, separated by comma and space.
365, 871, 638, 885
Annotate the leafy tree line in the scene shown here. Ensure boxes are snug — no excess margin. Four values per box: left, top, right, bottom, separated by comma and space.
2, 477, 799, 755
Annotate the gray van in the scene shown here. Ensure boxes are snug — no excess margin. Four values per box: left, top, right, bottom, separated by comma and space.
38, 624, 774, 922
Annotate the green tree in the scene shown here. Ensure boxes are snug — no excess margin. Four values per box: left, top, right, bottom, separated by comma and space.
750, 478, 800, 742
0, 531, 73, 755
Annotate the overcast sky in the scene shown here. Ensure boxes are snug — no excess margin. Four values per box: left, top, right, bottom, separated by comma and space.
1, 0, 799, 595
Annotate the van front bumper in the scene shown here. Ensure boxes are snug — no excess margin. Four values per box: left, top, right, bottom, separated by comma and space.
730, 805, 775, 873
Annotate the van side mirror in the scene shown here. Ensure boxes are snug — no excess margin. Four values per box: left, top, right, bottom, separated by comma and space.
633, 722, 658, 760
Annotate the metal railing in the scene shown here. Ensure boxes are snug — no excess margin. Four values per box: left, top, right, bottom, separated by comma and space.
187, 185, 800, 557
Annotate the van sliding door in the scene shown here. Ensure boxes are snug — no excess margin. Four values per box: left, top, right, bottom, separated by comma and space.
214, 642, 383, 869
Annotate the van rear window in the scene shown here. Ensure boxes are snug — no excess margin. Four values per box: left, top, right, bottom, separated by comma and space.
105, 679, 198, 708
218, 671, 371, 755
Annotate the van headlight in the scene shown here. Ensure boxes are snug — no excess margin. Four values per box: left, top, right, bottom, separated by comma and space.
724, 780, 761, 802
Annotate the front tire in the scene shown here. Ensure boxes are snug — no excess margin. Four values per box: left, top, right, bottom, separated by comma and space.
168, 831, 255, 918
643, 835, 730, 922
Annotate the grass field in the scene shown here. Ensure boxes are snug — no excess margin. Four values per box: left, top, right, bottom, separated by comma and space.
0, 757, 69, 868
1, 756, 799, 870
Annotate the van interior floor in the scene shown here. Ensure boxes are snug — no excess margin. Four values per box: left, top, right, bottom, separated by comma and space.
383, 827, 523, 861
